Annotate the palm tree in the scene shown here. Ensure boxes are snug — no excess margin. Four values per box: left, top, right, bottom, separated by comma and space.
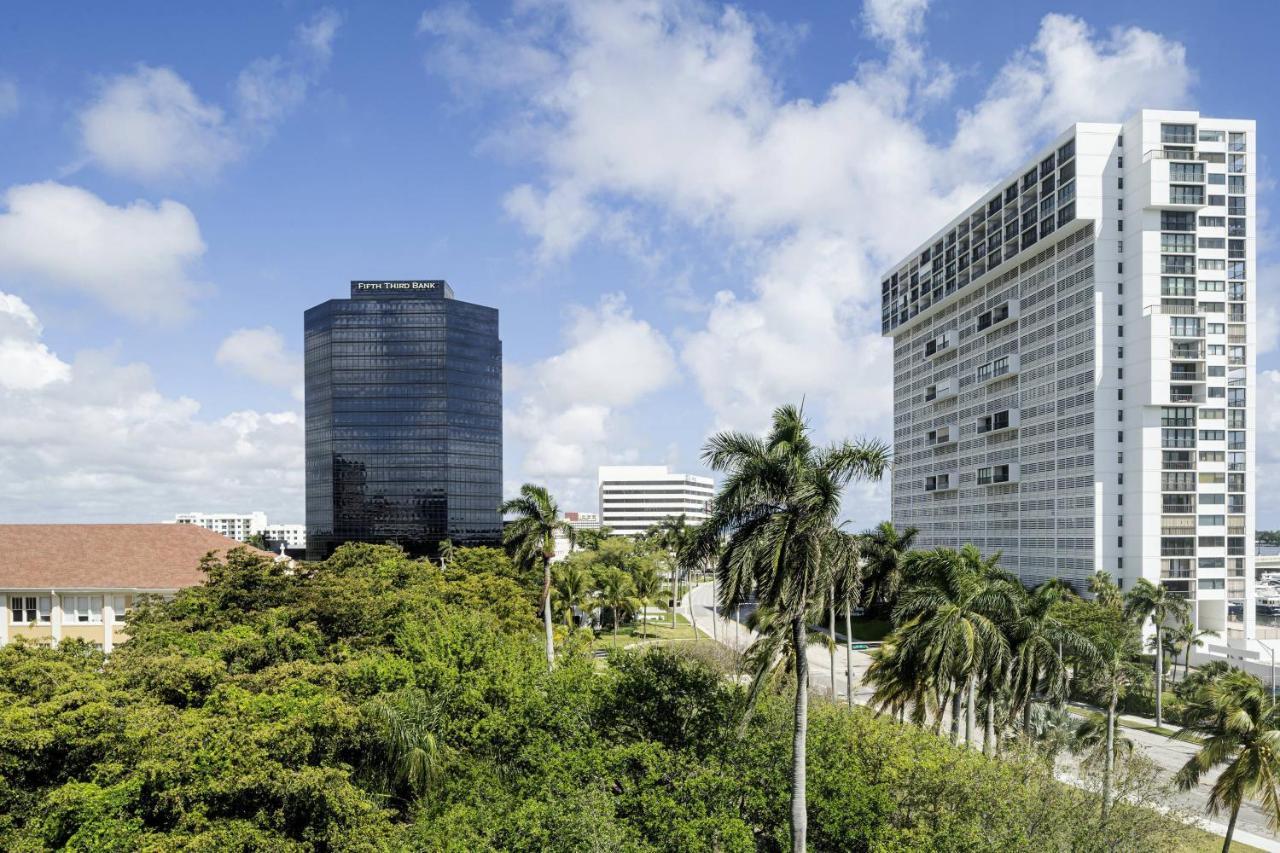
679, 522, 720, 644
1007, 580, 1097, 736
501, 484, 577, 671
859, 521, 917, 618
1125, 579, 1191, 728
437, 538, 455, 570
1084, 639, 1147, 821
363, 689, 442, 805
893, 545, 1018, 748
1175, 669, 1280, 851
1169, 617, 1218, 682
651, 515, 697, 633
552, 560, 595, 629
688, 403, 889, 852
597, 567, 641, 644
1088, 570, 1124, 611
823, 528, 863, 706
629, 560, 662, 639
1071, 712, 1134, 774
866, 636, 935, 726
738, 603, 835, 730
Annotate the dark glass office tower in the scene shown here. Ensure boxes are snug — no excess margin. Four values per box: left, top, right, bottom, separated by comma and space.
304, 280, 502, 559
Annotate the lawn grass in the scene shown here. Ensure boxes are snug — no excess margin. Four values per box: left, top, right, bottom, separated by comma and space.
1119, 718, 1201, 743
591, 611, 706, 651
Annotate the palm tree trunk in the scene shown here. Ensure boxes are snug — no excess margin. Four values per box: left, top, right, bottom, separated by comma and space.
542, 557, 555, 671
1155, 625, 1164, 728
965, 675, 976, 747
671, 566, 678, 634
1022, 696, 1033, 736
1222, 801, 1241, 853
790, 616, 809, 853
950, 689, 961, 746
844, 599, 854, 709
828, 592, 837, 701
1103, 690, 1117, 821
984, 697, 995, 757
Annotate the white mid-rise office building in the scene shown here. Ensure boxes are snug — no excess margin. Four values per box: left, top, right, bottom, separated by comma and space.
170, 513, 307, 550
882, 109, 1255, 641
598, 466, 714, 538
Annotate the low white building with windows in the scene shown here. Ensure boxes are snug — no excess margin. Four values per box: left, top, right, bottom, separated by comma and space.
169, 512, 306, 551
598, 466, 714, 538
1, 524, 271, 652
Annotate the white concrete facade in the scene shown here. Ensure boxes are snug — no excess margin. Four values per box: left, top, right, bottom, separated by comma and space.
882, 109, 1256, 642
597, 466, 713, 538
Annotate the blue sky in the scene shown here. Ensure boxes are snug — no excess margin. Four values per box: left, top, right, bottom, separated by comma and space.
0, 0, 1276, 526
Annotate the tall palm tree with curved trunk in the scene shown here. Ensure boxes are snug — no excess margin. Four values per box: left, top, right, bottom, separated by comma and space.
1175, 669, 1280, 852
893, 545, 1018, 748
501, 484, 576, 671
688, 403, 889, 853
859, 521, 917, 618
1125, 578, 1191, 728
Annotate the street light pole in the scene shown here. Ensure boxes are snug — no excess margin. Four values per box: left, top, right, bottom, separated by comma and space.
1270, 644, 1276, 709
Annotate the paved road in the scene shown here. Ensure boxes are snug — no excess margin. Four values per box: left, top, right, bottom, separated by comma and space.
685, 582, 1280, 851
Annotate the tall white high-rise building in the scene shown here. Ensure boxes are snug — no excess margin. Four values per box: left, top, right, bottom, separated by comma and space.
598, 466, 714, 538
882, 109, 1255, 641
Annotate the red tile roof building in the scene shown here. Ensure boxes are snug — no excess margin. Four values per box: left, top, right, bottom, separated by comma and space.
0, 524, 272, 651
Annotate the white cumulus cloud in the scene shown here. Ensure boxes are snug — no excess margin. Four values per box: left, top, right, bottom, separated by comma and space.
0, 182, 207, 323
507, 294, 677, 504
78, 8, 341, 183
422, 0, 1197, 521
0, 292, 304, 522
216, 326, 304, 400
79, 66, 241, 183
0, 292, 71, 390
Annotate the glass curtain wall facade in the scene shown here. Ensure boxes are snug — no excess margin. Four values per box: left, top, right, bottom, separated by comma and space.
305, 280, 502, 559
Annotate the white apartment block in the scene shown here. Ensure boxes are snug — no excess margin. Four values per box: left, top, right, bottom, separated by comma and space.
883, 109, 1256, 642
598, 466, 714, 538
170, 512, 306, 550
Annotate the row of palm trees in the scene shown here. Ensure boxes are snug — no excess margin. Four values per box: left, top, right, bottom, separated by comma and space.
498, 402, 1273, 852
